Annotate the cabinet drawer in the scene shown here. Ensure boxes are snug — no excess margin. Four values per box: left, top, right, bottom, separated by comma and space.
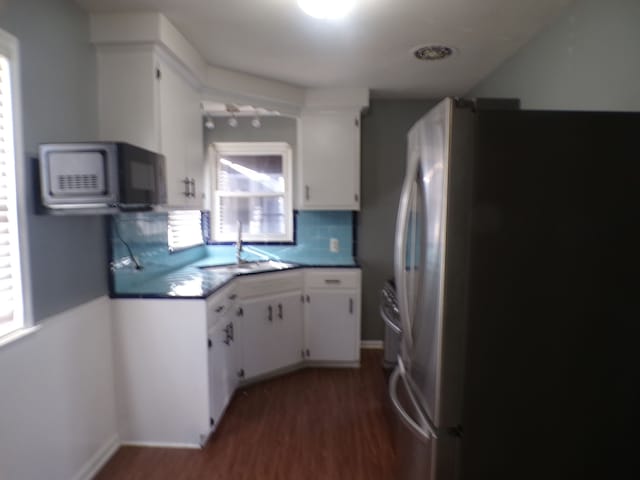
305, 269, 361, 289
237, 270, 304, 299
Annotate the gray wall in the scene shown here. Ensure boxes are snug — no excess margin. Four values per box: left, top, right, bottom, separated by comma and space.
358, 99, 438, 340
0, 0, 107, 321
470, 0, 640, 111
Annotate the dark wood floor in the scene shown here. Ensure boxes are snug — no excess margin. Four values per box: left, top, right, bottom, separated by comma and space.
96, 349, 396, 480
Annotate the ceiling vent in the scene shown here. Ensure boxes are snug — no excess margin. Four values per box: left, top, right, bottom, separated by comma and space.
413, 45, 455, 61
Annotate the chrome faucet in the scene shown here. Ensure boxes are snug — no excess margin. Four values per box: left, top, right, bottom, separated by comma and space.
235, 220, 243, 264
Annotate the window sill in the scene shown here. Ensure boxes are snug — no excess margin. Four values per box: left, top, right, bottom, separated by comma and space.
0, 325, 41, 351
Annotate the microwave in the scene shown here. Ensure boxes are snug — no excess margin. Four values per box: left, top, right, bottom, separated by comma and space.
38, 142, 167, 212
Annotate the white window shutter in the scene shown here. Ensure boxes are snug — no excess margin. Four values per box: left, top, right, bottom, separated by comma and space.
168, 210, 203, 251
0, 52, 23, 333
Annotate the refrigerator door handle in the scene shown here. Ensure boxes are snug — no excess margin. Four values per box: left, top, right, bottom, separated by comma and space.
389, 362, 437, 443
380, 304, 402, 335
394, 154, 417, 350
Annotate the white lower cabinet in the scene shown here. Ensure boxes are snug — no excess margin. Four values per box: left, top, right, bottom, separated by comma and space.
304, 269, 361, 363
111, 268, 360, 447
206, 287, 239, 431
277, 291, 306, 368
111, 299, 210, 447
208, 319, 234, 430
239, 289, 303, 380
305, 290, 360, 362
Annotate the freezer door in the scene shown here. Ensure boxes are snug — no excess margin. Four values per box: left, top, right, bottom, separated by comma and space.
389, 361, 436, 480
390, 359, 459, 480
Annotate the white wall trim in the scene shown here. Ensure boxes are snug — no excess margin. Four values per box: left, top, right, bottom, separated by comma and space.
70, 434, 120, 480
361, 340, 384, 349
120, 441, 201, 449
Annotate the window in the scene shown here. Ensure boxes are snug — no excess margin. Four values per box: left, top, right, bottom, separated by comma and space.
167, 210, 204, 252
210, 142, 293, 243
0, 29, 27, 338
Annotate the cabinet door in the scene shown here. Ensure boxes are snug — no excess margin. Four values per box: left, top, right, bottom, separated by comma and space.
96, 48, 159, 151
273, 291, 304, 369
185, 84, 205, 209
305, 289, 360, 362
300, 111, 360, 210
158, 57, 192, 208
226, 319, 241, 393
208, 321, 231, 429
240, 295, 279, 379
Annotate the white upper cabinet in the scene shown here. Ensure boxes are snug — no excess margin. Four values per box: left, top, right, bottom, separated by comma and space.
299, 110, 361, 210
96, 46, 204, 209
157, 54, 204, 208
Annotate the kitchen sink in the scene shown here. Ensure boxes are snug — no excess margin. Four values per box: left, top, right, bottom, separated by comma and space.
198, 260, 297, 274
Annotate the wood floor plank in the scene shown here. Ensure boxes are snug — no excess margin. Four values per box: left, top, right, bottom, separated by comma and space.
95, 350, 396, 480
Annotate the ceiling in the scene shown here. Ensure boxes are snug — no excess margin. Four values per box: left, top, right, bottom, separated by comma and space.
75, 0, 574, 98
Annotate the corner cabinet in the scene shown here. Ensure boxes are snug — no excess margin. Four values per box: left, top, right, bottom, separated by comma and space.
299, 110, 361, 210
96, 46, 204, 209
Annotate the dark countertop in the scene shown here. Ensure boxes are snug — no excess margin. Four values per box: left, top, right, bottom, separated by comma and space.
110, 260, 360, 300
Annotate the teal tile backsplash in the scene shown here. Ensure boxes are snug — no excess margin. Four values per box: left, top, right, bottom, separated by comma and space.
205, 211, 356, 265
110, 210, 357, 293
110, 212, 207, 292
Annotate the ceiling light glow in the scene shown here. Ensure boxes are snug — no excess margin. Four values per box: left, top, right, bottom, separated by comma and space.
298, 0, 355, 20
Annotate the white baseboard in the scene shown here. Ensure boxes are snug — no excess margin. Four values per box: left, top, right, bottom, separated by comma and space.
71, 434, 119, 480
120, 441, 201, 449
361, 340, 383, 349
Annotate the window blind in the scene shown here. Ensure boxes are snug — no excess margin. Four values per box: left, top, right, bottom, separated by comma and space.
0, 52, 22, 332
168, 210, 203, 252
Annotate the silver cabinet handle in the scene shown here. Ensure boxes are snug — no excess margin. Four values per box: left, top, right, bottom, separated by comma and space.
189, 178, 196, 198
349, 298, 354, 314
268, 305, 273, 322
389, 362, 436, 444
182, 177, 191, 197
305, 185, 310, 201
228, 294, 237, 300
278, 303, 283, 319
380, 304, 402, 335
324, 279, 341, 285
215, 305, 224, 313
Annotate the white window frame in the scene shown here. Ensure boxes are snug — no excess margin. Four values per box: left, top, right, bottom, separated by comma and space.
0, 28, 31, 341
209, 142, 293, 243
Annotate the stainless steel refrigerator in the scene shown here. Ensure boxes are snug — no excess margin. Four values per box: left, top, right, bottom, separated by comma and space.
390, 97, 639, 479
